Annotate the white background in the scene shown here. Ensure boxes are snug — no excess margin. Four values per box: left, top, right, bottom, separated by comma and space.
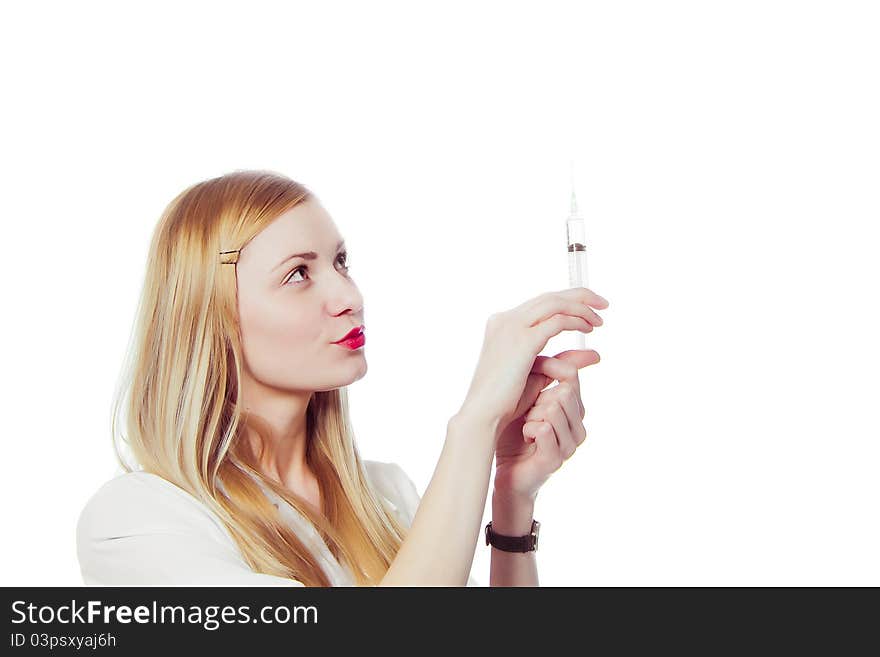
1, 0, 878, 586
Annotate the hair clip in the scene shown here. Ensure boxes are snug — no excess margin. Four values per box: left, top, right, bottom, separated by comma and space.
219, 249, 240, 265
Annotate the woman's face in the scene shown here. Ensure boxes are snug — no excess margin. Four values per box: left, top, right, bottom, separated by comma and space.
234, 198, 366, 393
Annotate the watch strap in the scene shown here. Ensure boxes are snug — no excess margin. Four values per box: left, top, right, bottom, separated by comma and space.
484, 519, 540, 552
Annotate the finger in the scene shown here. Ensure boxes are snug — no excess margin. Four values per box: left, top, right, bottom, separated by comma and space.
537, 351, 595, 417
567, 379, 585, 421
522, 354, 594, 423
512, 358, 561, 422
523, 296, 605, 331
526, 397, 578, 460
517, 287, 609, 316
532, 351, 599, 389
518, 351, 593, 413
514, 346, 600, 425
527, 380, 583, 429
524, 415, 586, 449
527, 420, 564, 472
554, 385, 586, 447
528, 355, 560, 391
527, 354, 579, 391
534, 315, 601, 349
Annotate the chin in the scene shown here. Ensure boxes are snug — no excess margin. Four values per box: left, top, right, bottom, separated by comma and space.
324, 362, 368, 390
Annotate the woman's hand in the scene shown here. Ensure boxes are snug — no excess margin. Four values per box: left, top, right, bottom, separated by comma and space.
456, 288, 607, 441
493, 350, 599, 501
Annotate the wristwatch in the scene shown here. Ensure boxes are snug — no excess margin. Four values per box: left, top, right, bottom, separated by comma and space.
484, 519, 540, 552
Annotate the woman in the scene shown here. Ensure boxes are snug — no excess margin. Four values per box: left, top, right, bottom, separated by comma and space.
76, 170, 608, 586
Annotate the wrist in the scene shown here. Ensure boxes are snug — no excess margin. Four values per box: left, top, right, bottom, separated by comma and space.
491, 489, 536, 536
444, 413, 497, 467
450, 406, 501, 443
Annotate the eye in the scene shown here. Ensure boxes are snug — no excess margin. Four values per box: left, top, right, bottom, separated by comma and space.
283, 251, 350, 286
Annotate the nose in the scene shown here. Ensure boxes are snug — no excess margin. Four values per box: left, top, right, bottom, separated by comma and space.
330, 268, 364, 317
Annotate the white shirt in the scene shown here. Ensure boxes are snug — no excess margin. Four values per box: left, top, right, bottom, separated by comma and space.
76, 459, 480, 586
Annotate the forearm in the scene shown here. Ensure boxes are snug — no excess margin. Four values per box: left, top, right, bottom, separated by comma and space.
489, 491, 539, 586
379, 412, 496, 586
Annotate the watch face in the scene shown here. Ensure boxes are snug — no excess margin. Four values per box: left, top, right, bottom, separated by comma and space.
533, 520, 541, 550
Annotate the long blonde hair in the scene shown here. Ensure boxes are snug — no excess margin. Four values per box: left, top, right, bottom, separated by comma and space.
111, 169, 407, 586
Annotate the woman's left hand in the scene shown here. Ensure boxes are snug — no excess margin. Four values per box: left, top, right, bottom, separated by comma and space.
493, 350, 598, 501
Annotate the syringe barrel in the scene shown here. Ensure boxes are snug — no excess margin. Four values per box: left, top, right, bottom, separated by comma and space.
566, 216, 586, 246
568, 243, 589, 289
568, 244, 589, 351
567, 217, 589, 289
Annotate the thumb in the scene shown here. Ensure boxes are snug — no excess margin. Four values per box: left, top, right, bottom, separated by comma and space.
513, 351, 600, 423
515, 351, 598, 418
532, 350, 600, 384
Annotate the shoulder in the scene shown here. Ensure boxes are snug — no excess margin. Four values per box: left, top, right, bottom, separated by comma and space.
76, 471, 305, 586
76, 471, 233, 546
75, 471, 283, 585
362, 459, 422, 525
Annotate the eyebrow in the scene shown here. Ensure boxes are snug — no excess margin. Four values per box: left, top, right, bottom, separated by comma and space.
272, 239, 346, 273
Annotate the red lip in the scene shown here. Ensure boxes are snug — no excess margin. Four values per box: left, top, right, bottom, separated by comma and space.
336, 332, 365, 350
334, 325, 364, 343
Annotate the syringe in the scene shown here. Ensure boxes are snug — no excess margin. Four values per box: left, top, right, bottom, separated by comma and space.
566, 160, 589, 350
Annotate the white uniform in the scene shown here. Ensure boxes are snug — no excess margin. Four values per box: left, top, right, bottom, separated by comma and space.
76, 459, 480, 587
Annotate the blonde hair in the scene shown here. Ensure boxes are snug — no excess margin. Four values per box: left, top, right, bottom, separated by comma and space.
111, 169, 407, 586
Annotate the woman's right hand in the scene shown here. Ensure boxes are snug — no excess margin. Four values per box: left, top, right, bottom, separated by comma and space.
456, 287, 609, 441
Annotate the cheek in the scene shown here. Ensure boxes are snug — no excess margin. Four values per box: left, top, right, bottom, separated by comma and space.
239, 304, 321, 369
